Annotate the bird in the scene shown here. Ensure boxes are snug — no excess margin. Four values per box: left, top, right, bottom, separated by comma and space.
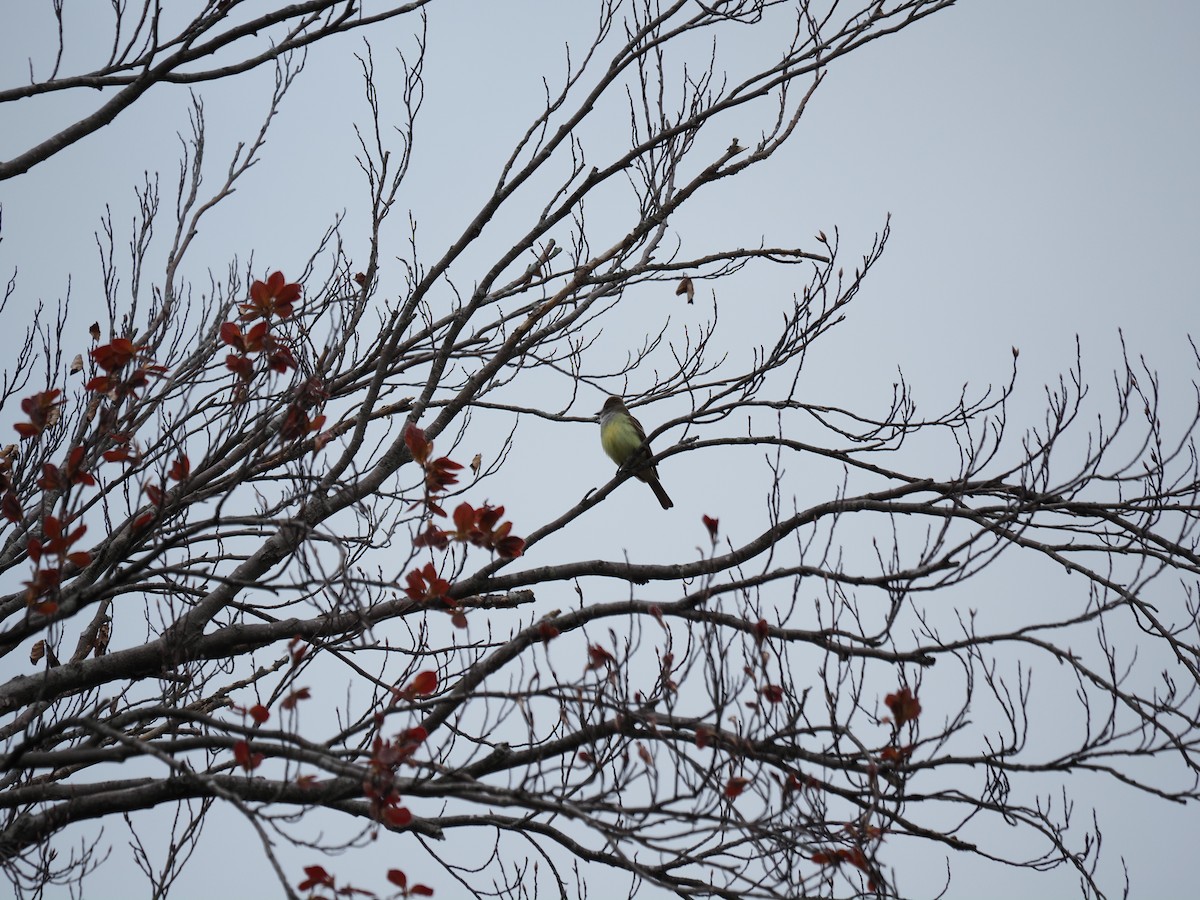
597, 396, 673, 509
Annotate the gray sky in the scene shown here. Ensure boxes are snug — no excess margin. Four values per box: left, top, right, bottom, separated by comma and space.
1, 1, 1197, 897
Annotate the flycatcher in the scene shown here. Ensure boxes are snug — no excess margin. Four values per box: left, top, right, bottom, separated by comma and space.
597, 396, 674, 509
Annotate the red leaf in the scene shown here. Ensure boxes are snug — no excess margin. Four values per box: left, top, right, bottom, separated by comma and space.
781, 771, 805, 794
387, 870, 409, 889
404, 423, 431, 465
702, 514, 719, 539
266, 342, 296, 373
168, 455, 190, 481
297, 865, 335, 891
249, 704, 271, 724
66, 551, 92, 568
288, 635, 308, 666
219, 322, 244, 349
225, 353, 254, 382
724, 776, 751, 799
411, 886, 434, 897
761, 684, 784, 704
84, 374, 113, 393
90, 339, 138, 372
537, 621, 560, 642
406, 671, 437, 697
413, 525, 449, 550
279, 405, 312, 442
753, 618, 770, 646
2, 491, 22, 523
38, 463, 64, 491
63, 446, 95, 487
453, 502, 474, 532
879, 744, 913, 764
494, 534, 525, 559
244, 321, 269, 352
585, 644, 615, 671
402, 726, 429, 744
281, 687, 311, 710
103, 446, 134, 463
233, 739, 264, 771
383, 804, 413, 827
885, 686, 921, 726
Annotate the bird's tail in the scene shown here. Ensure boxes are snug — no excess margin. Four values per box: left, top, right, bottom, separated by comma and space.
646, 473, 673, 510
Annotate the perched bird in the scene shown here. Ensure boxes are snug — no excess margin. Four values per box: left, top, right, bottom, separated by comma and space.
597, 396, 673, 509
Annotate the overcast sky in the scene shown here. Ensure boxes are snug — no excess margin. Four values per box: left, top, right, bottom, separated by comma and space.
1, 1, 1197, 898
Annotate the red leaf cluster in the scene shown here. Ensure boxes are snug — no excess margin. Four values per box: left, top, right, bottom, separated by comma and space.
24, 514, 92, 612
404, 423, 463, 501
288, 635, 308, 667
14, 390, 63, 439
222, 323, 296, 371
281, 687, 312, 710
387, 868, 434, 896
403, 563, 451, 604
38, 447, 96, 491
297, 864, 335, 892
585, 644, 615, 671
29, 515, 88, 565
221, 272, 302, 396
279, 376, 330, 446
102, 433, 138, 464
451, 502, 525, 558
85, 340, 166, 397
280, 405, 326, 444
811, 846, 870, 873
362, 726, 429, 829
23, 567, 61, 615
241, 271, 301, 321
403, 424, 526, 573
659, 651, 678, 693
